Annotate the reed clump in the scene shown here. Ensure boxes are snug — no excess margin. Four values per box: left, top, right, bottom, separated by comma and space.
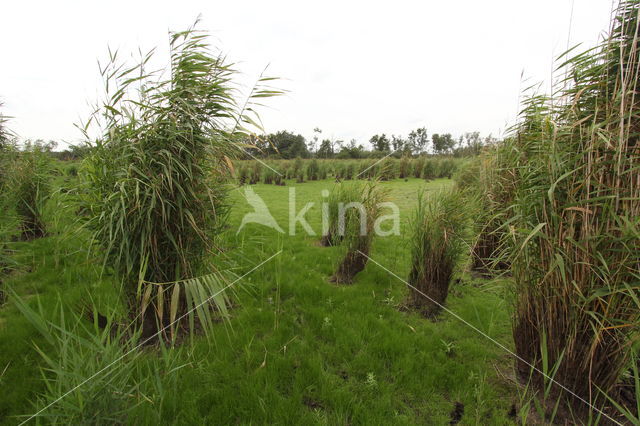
406, 189, 468, 318
82, 23, 278, 340
477, 1, 640, 418
330, 181, 387, 284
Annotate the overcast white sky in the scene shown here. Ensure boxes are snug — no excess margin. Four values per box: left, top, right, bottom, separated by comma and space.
1, 1, 613, 149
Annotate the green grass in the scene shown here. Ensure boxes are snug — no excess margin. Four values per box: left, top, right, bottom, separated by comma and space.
0, 176, 517, 424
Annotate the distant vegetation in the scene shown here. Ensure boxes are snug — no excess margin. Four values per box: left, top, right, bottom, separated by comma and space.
242, 127, 494, 160
234, 156, 466, 185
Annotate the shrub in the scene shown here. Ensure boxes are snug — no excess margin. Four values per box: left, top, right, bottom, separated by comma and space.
237, 164, 249, 185
344, 162, 355, 180
294, 158, 305, 183
262, 165, 275, 184
358, 160, 377, 180
67, 164, 79, 177
318, 161, 328, 180
0, 105, 16, 203
438, 158, 456, 178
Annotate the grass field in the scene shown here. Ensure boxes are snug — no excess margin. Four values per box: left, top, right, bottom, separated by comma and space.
0, 175, 519, 424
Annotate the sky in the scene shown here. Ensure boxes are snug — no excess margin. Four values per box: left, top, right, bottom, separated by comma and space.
1, 1, 614, 149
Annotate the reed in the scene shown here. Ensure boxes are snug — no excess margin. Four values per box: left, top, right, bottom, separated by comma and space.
487, 1, 640, 417
330, 181, 387, 284
406, 189, 468, 317
82, 23, 279, 340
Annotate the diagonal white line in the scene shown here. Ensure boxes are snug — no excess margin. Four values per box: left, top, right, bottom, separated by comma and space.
19, 250, 282, 425
232, 141, 283, 176
218, 130, 283, 177
355, 149, 397, 179
357, 250, 623, 426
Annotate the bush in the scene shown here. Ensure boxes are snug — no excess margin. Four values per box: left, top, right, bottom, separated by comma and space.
412, 157, 424, 178
320, 183, 359, 247
262, 165, 275, 184
237, 164, 249, 185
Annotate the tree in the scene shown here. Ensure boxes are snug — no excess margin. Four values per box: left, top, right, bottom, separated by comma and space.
369, 134, 390, 152
337, 139, 365, 159
464, 131, 482, 155
308, 127, 322, 154
267, 130, 310, 158
432, 133, 455, 154
484, 133, 498, 146
407, 127, 429, 154
391, 135, 406, 153
317, 139, 334, 158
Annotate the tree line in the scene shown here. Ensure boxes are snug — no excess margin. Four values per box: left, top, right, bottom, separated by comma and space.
246, 127, 498, 159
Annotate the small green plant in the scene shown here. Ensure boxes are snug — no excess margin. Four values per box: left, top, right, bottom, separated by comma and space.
262, 165, 276, 184
237, 165, 249, 185
365, 372, 378, 388
66, 164, 79, 177
377, 158, 396, 181
249, 161, 261, 184
440, 339, 456, 357
421, 158, 437, 180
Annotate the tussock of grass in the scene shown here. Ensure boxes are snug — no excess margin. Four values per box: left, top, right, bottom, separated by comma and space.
8, 143, 50, 241
81, 23, 279, 341
406, 188, 469, 317
464, 1, 640, 420
329, 181, 388, 284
